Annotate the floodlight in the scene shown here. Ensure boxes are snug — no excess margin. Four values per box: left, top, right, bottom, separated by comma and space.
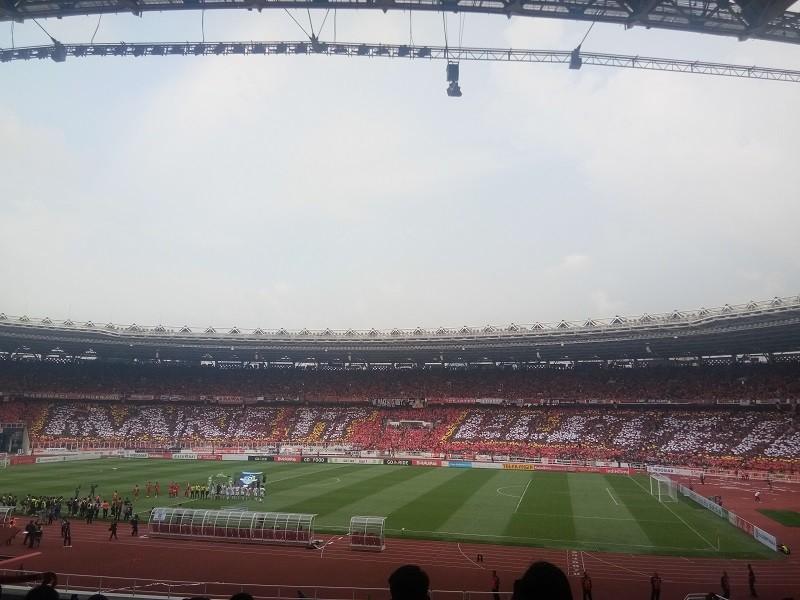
446, 62, 462, 97
569, 46, 582, 69
51, 40, 67, 63
446, 61, 459, 82
446, 80, 462, 97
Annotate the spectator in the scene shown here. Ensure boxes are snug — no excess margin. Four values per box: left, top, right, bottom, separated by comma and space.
388, 565, 429, 600
512, 562, 572, 600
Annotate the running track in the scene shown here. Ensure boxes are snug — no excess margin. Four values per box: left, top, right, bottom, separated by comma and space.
1, 519, 797, 600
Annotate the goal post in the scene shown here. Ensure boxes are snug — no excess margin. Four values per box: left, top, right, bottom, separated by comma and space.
650, 474, 678, 503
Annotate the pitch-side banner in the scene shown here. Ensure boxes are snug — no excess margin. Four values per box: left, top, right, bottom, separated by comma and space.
753, 526, 777, 551
328, 457, 384, 465
172, 452, 198, 460
503, 463, 630, 474
412, 459, 442, 467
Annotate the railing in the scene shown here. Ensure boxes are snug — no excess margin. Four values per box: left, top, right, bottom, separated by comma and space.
0, 571, 512, 600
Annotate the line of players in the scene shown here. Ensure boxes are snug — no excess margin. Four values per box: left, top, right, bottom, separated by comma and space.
131, 481, 265, 501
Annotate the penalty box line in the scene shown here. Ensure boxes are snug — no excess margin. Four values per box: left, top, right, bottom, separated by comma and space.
628, 475, 718, 551
514, 479, 532, 513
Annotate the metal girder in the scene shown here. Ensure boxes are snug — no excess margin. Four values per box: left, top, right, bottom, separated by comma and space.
1, 0, 800, 45
626, 0, 664, 24
0, 0, 20, 20
737, 0, 796, 38
2, 40, 800, 83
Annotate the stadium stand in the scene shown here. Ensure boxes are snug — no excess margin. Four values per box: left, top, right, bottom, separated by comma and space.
1, 401, 797, 470
0, 361, 799, 401
0, 362, 798, 469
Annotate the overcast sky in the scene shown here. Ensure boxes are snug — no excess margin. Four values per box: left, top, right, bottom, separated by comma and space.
1, 7, 799, 331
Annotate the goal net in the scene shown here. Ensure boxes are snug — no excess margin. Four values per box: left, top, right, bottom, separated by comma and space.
649, 474, 678, 503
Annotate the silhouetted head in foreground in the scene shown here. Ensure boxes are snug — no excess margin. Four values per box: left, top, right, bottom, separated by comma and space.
389, 565, 430, 600
512, 561, 572, 600
25, 586, 59, 600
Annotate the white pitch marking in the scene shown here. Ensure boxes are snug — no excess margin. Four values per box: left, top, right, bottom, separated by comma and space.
514, 479, 532, 514
496, 485, 525, 499
457, 542, 485, 569
628, 475, 717, 551
606, 488, 620, 506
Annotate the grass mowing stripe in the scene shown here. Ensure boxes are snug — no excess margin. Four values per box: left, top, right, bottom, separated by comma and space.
569, 473, 652, 552
276, 466, 433, 518
387, 469, 495, 533
266, 464, 364, 493
314, 468, 444, 529
503, 472, 576, 543
605, 475, 701, 552
438, 470, 518, 538
626, 474, 717, 550
757, 509, 800, 527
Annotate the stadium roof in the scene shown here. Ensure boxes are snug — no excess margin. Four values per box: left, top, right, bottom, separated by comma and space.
1, 296, 800, 363
1, 0, 799, 45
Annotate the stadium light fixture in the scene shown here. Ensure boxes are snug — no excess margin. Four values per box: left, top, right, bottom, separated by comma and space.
446, 61, 462, 97
51, 40, 67, 63
569, 45, 582, 70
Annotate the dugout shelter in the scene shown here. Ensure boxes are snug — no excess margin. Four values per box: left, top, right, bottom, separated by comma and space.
149, 507, 316, 546
349, 516, 386, 551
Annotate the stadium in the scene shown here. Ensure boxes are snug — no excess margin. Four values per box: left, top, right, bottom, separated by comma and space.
0, 297, 799, 600
2, 0, 800, 595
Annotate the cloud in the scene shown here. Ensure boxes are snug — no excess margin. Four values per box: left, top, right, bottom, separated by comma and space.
556, 254, 591, 271
1, 11, 800, 329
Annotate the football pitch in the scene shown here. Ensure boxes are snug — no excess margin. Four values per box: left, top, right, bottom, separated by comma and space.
0, 459, 776, 559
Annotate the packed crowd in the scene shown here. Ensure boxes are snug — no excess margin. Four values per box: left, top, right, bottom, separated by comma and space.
1, 361, 799, 402
3, 401, 798, 469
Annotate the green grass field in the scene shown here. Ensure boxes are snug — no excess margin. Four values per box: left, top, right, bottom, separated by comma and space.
0, 459, 777, 559
758, 509, 800, 527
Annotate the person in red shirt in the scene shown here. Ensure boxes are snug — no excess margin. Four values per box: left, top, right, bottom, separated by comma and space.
145, 481, 152, 498
154, 482, 161, 498
581, 572, 592, 600
491, 571, 500, 600
650, 572, 662, 600
133, 484, 140, 500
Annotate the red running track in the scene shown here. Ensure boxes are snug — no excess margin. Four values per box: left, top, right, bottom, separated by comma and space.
0, 521, 797, 600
